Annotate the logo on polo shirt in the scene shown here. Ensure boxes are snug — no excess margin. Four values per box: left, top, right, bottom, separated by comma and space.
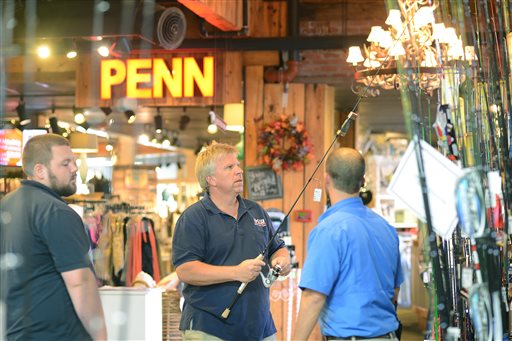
254, 218, 267, 228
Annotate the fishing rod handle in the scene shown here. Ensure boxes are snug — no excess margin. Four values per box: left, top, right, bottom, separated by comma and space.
236, 253, 265, 293
221, 253, 265, 319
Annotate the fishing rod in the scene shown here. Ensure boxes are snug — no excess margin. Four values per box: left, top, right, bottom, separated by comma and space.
219, 2, 449, 320
410, 110, 451, 335
455, 169, 493, 340
221, 111, 358, 319
221, 4, 422, 318
472, 3, 510, 335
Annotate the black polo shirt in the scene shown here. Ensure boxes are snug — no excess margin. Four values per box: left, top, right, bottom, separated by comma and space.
1, 180, 93, 340
172, 193, 285, 341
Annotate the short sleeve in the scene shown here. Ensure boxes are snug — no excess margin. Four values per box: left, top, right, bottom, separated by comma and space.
395, 240, 404, 288
172, 211, 207, 268
42, 208, 92, 273
299, 227, 342, 296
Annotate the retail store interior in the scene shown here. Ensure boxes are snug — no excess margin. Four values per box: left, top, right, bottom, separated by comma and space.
1, 0, 512, 340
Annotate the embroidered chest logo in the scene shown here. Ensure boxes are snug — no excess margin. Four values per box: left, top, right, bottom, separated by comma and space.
254, 218, 267, 228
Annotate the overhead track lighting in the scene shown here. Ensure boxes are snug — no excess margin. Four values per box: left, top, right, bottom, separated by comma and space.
208, 109, 218, 134
97, 42, 111, 57
124, 110, 136, 124
162, 135, 171, 147
105, 141, 114, 152
36, 44, 50, 58
171, 131, 181, 147
155, 108, 163, 134
100, 107, 112, 116
138, 133, 150, 143
73, 107, 86, 124
66, 40, 78, 59
16, 97, 31, 126
49, 116, 61, 135
179, 107, 190, 131
77, 121, 90, 131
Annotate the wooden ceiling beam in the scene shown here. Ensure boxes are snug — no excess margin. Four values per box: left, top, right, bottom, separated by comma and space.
178, 0, 243, 31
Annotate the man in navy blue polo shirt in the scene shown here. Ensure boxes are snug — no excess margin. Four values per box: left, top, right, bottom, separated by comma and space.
172, 143, 291, 341
294, 147, 402, 341
1, 134, 107, 340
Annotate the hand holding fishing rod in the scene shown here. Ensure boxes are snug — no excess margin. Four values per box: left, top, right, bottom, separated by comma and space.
221, 112, 358, 319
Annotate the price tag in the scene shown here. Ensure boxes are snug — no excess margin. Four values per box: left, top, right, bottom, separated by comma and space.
313, 188, 322, 202
461, 267, 473, 290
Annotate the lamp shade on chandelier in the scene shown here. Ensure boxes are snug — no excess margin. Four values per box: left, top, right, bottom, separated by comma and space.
346, 0, 476, 97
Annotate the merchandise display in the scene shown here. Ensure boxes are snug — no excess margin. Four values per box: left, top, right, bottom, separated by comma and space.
1, 0, 511, 340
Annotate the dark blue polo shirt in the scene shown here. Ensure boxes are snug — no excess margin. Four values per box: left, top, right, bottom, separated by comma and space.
1, 180, 93, 340
172, 193, 285, 341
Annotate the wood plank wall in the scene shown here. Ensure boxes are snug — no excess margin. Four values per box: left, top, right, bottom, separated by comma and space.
245, 69, 335, 340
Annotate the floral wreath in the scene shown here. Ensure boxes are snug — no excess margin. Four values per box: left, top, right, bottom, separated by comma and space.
257, 114, 313, 171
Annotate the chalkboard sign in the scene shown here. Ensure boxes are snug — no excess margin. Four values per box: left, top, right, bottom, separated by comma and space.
245, 166, 283, 201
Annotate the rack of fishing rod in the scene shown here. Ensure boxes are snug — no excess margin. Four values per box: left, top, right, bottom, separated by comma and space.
381, 0, 512, 339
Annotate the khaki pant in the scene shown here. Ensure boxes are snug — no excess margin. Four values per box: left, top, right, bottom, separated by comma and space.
324, 336, 399, 341
182, 329, 277, 341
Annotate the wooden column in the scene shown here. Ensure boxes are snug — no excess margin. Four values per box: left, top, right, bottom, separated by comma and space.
244, 71, 334, 340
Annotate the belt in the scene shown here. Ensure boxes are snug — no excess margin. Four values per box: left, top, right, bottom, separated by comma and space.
324, 332, 397, 340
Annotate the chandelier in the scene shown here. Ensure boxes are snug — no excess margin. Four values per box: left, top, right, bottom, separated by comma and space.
346, 0, 476, 97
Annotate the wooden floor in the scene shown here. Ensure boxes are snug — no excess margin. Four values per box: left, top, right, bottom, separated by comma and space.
398, 308, 425, 341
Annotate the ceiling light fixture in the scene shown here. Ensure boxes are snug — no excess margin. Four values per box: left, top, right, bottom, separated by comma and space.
73, 107, 86, 124
66, 40, 78, 59
77, 121, 90, 131
224, 102, 245, 132
346, 0, 475, 97
105, 141, 114, 152
16, 97, 31, 126
97, 43, 110, 57
49, 116, 61, 135
208, 109, 218, 134
138, 133, 150, 143
124, 110, 136, 124
100, 107, 112, 116
155, 107, 163, 134
36, 44, 51, 58
179, 107, 190, 131
171, 131, 181, 147
69, 132, 98, 154
162, 135, 171, 147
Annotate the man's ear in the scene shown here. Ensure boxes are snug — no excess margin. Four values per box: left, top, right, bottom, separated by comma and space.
325, 173, 331, 188
205, 175, 215, 188
360, 175, 366, 189
33, 163, 48, 181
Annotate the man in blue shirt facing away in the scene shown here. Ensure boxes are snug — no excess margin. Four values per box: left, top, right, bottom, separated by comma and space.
172, 143, 291, 341
294, 147, 403, 340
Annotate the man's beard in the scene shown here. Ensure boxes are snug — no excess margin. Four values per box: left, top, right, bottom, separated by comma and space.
49, 172, 77, 197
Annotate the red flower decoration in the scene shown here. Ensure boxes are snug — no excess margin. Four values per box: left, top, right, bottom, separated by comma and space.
257, 115, 313, 171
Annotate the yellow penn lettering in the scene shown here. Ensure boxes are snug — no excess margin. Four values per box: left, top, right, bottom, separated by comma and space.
153, 58, 183, 98
126, 59, 152, 99
100, 57, 215, 99
184, 56, 214, 98
100, 59, 126, 100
